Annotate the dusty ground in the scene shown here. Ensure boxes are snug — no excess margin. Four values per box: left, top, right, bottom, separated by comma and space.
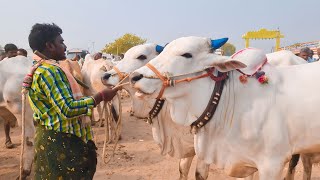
1, 97, 320, 180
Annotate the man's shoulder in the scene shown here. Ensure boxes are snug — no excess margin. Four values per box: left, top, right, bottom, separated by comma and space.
35, 62, 61, 75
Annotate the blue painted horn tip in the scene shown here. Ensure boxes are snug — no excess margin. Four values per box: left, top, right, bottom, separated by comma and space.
211, 37, 229, 49
155, 45, 164, 53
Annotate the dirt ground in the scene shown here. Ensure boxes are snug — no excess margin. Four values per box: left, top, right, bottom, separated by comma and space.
1, 97, 320, 180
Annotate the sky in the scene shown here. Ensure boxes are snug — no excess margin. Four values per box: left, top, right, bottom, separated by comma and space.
0, 0, 319, 53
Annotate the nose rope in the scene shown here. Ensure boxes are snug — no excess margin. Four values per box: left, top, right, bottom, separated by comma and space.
113, 66, 126, 81
145, 63, 227, 99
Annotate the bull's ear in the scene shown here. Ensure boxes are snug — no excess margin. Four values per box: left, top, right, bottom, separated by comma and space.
213, 60, 247, 72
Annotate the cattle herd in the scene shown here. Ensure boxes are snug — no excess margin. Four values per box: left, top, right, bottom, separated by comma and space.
1, 36, 320, 180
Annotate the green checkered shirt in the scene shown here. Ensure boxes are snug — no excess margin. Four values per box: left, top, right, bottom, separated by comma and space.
28, 62, 94, 142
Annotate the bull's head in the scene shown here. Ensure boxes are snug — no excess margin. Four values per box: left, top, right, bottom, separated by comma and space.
129, 36, 246, 125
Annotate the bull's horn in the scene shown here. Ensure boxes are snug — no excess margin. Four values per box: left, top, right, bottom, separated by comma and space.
211, 38, 228, 49
155, 45, 164, 53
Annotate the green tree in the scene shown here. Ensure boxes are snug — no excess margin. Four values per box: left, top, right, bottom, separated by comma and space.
102, 33, 147, 55
221, 43, 236, 56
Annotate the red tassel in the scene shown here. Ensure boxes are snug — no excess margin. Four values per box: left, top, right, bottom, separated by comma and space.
239, 75, 248, 84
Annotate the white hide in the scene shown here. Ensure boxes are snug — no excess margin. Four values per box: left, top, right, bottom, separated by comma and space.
105, 43, 195, 158
267, 50, 307, 66
81, 55, 114, 94
0, 56, 35, 176
81, 55, 121, 122
104, 44, 205, 180
131, 36, 320, 180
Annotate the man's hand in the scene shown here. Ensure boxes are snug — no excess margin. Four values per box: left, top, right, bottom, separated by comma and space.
92, 86, 122, 106
101, 86, 122, 101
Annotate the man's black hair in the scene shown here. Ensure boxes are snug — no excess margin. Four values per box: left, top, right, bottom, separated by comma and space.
4, 43, 18, 53
28, 23, 62, 52
18, 48, 28, 56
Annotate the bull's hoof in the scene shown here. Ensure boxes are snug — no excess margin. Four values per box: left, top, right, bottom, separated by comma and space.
5, 140, 14, 149
16, 169, 31, 180
99, 119, 105, 127
129, 110, 134, 116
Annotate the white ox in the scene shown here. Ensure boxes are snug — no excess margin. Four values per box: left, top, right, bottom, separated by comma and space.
0, 56, 35, 179
264, 51, 320, 180
102, 43, 210, 180
130, 36, 320, 180
81, 55, 120, 123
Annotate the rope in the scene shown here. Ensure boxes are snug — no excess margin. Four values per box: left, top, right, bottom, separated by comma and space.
19, 89, 28, 180
19, 55, 43, 179
143, 66, 214, 80
101, 93, 122, 164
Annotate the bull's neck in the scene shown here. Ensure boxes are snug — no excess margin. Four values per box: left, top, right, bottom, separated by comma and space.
165, 76, 223, 126
127, 85, 159, 119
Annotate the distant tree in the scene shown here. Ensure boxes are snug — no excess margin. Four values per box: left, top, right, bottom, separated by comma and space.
102, 33, 147, 55
221, 43, 236, 56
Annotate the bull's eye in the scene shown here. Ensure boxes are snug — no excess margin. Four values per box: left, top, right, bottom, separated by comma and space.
181, 53, 192, 58
137, 55, 147, 60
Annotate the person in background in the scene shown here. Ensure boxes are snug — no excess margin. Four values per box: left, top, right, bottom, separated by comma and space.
78, 51, 86, 67
93, 52, 102, 60
27, 23, 121, 179
299, 47, 313, 62
0, 51, 6, 61
72, 54, 80, 61
4, 43, 18, 59
17, 48, 28, 57
317, 47, 320, 61
308, 49, 317, 62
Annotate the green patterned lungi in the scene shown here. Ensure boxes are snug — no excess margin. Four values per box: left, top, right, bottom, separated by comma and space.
34, 126, 97, 180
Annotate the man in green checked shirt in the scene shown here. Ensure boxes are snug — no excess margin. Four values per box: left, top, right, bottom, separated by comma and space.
27, 23, 120, 180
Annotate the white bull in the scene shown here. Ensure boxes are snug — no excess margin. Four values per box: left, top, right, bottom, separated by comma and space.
0, 56, 35, 179
102, 43, 210, 180
130, 36, 320, 180
267, 51, 320, 180
81, 55, 120, 124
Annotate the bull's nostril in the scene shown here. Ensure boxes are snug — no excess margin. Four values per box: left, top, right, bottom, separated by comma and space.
132, 74, 143, 82
103, 73, 111, 80
130, 72, 144, 84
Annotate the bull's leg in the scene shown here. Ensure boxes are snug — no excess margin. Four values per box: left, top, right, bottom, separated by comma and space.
4, 119, 13, 148
258, 162, 283, 180
195, 159, 209, 180
97, 103, 105, 127
301, 154, 312, 180
285, 154, 300, 180
97, 103, 103, 121
179, 156, 194, 180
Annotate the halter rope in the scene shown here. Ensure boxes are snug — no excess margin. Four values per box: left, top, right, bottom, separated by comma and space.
145, 63, 228, 99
